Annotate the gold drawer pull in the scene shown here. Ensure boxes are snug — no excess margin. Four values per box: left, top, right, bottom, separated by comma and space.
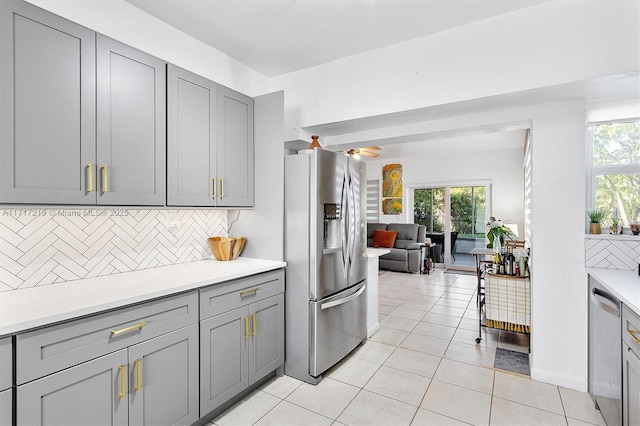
119, 365, 126, 398
252, 313, 257, 336
212, 177, 216, 198
244, 316, 250, 339
135, 359, 142, 391
220, 178, 225, 198
629, 329, 640, 344
240, 288, 259, 297
86, 163, 94, 192
111, 321, 146, 337
101, 164, 109, 193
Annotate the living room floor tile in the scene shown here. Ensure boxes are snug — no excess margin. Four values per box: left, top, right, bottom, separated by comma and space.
364, 365, 431, 406
493, 371, 564, 415
444, 340, 497, 369
369, 327, 409, 346
388, 306, 428, 321
400, 332, 451, 357
213, 390, 281, 426
383, 347, 442, 378
254, 400, 333, 425
490, 397, 566, 425
420, 380, 492, 425
337, 389, 418, 426
559, 386, 606, 425
412, 321, 456, 340
258, 374, 303, 399
380, 315, 420, 332
410, 408, 469, 425
285, 378, 359, 420
433, 358, 495, 395
326, 357, 380, 388
352, 340, 396, 364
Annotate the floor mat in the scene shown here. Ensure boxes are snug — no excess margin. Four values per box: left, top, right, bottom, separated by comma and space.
494, 348, 530, 376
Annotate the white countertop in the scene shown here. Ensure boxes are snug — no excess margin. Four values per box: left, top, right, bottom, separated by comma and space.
0, 257, 286, 336
366, 248, 390, 257
587, 268, 640, 316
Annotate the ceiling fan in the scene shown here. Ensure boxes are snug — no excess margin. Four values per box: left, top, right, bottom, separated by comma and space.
342, 146, 381, 158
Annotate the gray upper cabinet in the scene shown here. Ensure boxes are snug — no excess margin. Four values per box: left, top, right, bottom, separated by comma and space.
167, 65, 254, 207
97, 35, 166, 206
217, 85, 254, 207
167, 64, 217, 206
0, 0, 96, 204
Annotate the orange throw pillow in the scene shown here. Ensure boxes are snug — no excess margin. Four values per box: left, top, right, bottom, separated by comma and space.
373, 229, 398, 248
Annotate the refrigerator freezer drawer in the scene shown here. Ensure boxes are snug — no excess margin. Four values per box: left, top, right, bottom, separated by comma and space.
309, 282, 367, 377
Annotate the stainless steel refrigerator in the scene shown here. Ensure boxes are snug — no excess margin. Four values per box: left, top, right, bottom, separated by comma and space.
284, 148, 367, 384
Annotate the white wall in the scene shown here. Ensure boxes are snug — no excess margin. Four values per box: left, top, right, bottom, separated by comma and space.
364, 137, 525, 234
528, 101, 588, 391
26, 0, 269, 96
271, 1, 640, 141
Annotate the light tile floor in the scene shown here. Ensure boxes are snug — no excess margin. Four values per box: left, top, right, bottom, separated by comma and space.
211, 270, 605, 426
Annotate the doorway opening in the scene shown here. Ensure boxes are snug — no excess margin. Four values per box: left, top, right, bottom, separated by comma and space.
412, 183, 490, 271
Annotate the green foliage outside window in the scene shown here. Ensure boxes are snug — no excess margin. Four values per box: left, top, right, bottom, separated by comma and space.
592, 122, 640, 225
413, 186, 486, 238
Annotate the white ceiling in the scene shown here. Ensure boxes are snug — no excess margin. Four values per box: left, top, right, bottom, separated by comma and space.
124, 0, 551, 77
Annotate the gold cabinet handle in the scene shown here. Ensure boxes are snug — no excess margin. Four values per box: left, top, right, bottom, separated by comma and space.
244, 316, 250, 339
119, 365, 126, 398
220, 178, 224, 198
101, 165, 109, 193
135, 359, 142, 391
111, 321, 146, 337
86, 163, 94, 192
240, 288, 259, 297
251, 313, 257, 336
629, 329, 640, 344
212, 177, 216, 198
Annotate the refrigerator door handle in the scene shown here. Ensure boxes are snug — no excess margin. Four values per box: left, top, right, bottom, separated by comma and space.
347, 172, 356, 270
341, 171, 349, 278
320, 284, 366, 310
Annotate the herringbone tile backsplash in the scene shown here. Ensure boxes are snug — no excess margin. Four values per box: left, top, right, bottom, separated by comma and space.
0, 209, 227, 292
585, 237, 640, 270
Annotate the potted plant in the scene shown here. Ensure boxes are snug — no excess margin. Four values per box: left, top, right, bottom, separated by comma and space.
610, 217, 624, 235
587, 208, 607, 234
486, 217, 516, 248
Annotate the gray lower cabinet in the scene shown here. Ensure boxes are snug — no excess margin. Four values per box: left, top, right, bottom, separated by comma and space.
0, 388, 11, 426
17, 327, 200, 426
16, 292, 199, 426
17, 350, 129, 426
623, 304, 640, 426
199, 270, 284, 416
167, 65, 254, 207
128, 324, 199, 426
0, 336, 12, 426
96, 35, 166, 206
0, 0, 96, 204
623, 342, 639, 426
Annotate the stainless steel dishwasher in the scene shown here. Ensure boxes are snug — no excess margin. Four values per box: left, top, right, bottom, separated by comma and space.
588, 276, 622, 426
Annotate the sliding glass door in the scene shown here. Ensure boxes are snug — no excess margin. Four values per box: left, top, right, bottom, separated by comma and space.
413, 183, 490, 271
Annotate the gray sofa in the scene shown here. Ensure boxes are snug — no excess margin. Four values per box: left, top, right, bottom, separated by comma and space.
367, 223, 428, 273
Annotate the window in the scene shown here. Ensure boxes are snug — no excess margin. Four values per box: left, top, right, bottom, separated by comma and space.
588, 121, 640, 226
366, 180, 380, 223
